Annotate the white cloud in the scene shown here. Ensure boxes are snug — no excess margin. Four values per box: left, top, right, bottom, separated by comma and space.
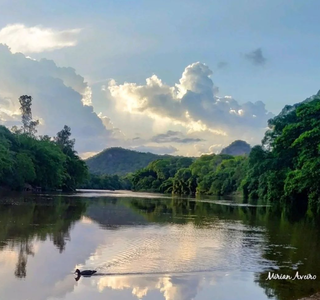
108, 62, 274, 133
0, 24, 80, 54
0, 43, 274, 157
107, 62, 274, 155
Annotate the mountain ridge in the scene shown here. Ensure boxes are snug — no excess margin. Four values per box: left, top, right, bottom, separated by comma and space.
220, 140, 251, 156
85, 147, 173, 175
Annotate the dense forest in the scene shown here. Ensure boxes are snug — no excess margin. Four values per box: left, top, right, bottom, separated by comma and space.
83, 143, 250, 193
118, 92, 320, 211
129, 154, 246, 195
0, 95, 88, 192
3, 92, 320, 212
243, 92, 320, 209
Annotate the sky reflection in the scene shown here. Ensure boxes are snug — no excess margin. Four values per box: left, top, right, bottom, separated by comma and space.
0, 206, 271, 300
2, 193, 317, 300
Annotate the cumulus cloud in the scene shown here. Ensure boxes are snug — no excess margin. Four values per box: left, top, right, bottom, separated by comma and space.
244, 48, 266, 66
0, 42, 273, 157
0, 44, 115, 154
0, 24, 80, 53
151, 130, 204, 144
107, 62, 274, 153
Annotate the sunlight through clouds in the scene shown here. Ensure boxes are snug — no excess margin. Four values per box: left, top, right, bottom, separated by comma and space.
107, 62, 274, 154
0, 24, 81, 53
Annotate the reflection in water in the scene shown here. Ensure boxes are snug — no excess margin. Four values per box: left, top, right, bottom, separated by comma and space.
0, 194, 87, 280
0, 191, 320, 300
96, 274, 206, 300
15, 241, 34, 278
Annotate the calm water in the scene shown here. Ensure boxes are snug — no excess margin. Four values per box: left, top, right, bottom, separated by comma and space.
0, 190, 319, 300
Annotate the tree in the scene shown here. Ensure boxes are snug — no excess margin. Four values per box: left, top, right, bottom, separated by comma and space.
55, 125, 75, 154
18, 95, 39, 136
14, 153, 36, 187
243, 93, 320, 210
55, 125, 88, 191
172, 168, 193, 195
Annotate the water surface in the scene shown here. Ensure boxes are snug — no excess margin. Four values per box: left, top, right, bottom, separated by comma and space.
0, 190, 319, 300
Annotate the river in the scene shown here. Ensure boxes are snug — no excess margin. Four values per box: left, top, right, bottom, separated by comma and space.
0, 190, 319, 300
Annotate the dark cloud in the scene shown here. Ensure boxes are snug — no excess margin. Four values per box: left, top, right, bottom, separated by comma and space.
0, 44, 115, 154
244, 48, 266, 66
217, 61, 228, 69
130, 145, 177, 155
151, 130, 204, 144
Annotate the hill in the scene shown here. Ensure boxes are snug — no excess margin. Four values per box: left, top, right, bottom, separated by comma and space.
85, 147, 171, 175
220, 140, 251, 156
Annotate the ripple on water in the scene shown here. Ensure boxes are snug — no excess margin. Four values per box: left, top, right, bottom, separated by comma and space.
80, 220, 272, 276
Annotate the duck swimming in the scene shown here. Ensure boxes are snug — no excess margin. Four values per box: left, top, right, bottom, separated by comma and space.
74, 269, 97, 276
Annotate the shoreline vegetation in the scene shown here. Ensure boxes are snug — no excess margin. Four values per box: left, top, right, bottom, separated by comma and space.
2, 91, 320, 214
83, 91, 320, 215
0, 95, 87, 192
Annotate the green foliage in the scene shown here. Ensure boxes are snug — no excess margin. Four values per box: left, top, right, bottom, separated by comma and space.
0, 124, 87, 191
14, 153, 36, 187
54, 125, 88, 191
191, 154, 247, 196
54, 125, 75, 155
131, 153, 247, 196
172, 168, 196, 195
243, 92, 320, 212
131, 157, 193, 193
80, 173, 131, 190
0, 95, 88, 191
129, 92, 320, 209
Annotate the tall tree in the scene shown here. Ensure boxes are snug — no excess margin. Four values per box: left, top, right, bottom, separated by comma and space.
55, 125, 88, 191
18, 95, 39, 136
55, 125, 75, 155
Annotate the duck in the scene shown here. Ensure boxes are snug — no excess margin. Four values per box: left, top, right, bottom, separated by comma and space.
74, 269, 97, 277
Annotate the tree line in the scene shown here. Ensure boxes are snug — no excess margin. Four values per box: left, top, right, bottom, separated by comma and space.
0, 95, 88, 191
127, 93, 320, 211
4, 92, 320, 212
128, 153, 246, 196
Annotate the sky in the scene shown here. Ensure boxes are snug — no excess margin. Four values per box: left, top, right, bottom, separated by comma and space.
1, 0, 320, 158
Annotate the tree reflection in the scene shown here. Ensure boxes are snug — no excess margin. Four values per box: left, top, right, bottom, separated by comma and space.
127, 196, 269, 226
3, 192, 320, 300
15, 241, 33, 279
0, 194, 87, 279
127, 197, 320, 300
255, 205, 320, 300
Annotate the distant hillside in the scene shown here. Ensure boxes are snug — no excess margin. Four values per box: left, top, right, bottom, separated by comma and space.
85, 147, 171, 175
220, 140, 251, 156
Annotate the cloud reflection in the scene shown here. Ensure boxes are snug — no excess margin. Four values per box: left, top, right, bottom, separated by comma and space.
96, 274, 207, 300
0, 195, 272, 300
